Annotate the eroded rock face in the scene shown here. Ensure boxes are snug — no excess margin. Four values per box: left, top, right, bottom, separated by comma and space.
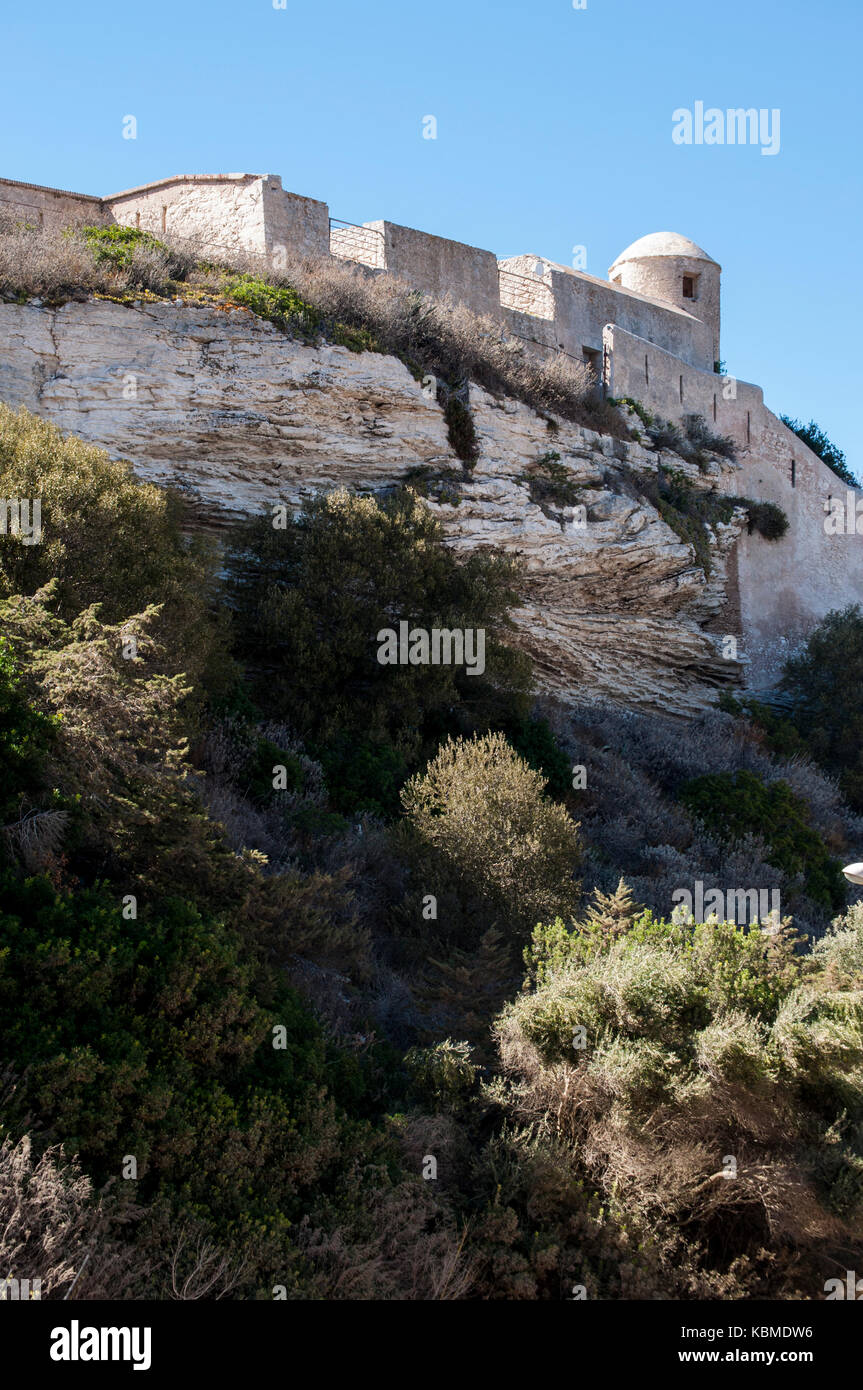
0, 297, 746, 716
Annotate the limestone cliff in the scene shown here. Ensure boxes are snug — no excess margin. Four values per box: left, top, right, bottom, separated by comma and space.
0, 297, 747, 716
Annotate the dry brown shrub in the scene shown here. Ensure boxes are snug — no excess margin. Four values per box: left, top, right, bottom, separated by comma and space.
0, 1134, 139, 1299
297, 1175, 475, 1300
0, 221, 117, 301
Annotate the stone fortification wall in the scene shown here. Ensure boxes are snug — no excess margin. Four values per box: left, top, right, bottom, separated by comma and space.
107, 174, 267, 258
0, 177, 104, 228
604, 324, 863, 686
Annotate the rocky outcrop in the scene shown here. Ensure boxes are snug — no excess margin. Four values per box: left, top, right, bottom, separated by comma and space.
0, 297, 747, 715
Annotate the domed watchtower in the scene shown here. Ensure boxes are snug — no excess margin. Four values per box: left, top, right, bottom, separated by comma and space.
608, 232, 721, 370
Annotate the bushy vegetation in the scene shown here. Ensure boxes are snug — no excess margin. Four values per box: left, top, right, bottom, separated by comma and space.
521, 450, 583, 513
401, 732, 581, 944
2, 403, 863, 1301
680, 768, 847, 912
615, 400, 737, 467
79, 224, 196, 293
222, 272, 378, 353
627, 465, 788, 575
723, 606, 863, 817
223, 487, 532, 813
494, 897, 863, 1295
0, 404, 222, 689
744, 498, 789, 540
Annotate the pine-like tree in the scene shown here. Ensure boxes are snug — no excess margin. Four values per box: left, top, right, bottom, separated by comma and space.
583, 877, 641, 942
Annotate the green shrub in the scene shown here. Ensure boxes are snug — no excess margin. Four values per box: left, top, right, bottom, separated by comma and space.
404, 1039, 477, 1110
522, 451, 583, 510
0, 638, 56, 824
646, 417, 684, 452
401, 731, 581, 942
401, 466, 463, 506
223, 487, 531, 766
681, 412, 737, 464
679, 768, 846, 911
247, 736, 305, 802
318, 733, 408, 818
0, 405, 223, 688
779, 604, 863, 811
496, 905, 863, 1286
505, 714, 572, 799
223, 273, 323, 340
0, 869, 398, 1294
79, 224, 194, 291
442, 394, 480, 466
745, 499, 789, 540
80, 224, 169, 270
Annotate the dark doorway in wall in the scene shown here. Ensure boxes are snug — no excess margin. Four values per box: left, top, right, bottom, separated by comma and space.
582, 347, 602, 396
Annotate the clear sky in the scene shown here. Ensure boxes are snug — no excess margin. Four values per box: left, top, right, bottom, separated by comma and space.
3, 0, 860, 471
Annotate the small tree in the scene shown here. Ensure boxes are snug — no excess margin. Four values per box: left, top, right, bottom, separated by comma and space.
0, 404, 223, 688
780, 604, 863, 811
401, 732, 580, 941
224, 487, 532, 788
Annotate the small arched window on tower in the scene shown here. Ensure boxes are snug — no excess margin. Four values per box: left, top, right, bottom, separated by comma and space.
682, 273, 699, 301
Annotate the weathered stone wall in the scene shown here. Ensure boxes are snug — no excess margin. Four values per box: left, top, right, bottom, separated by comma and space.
604, 324, 863, 686
498, 257, 555, 320
604, 324, 761, 446
380, 221, 502, 319
261, 177, 330, 261
0, 177, 104, 228
733, 408, 863, 688
330, 218, 501, 318
497, 258, 713, 371
558, 267, 714, 371
107, 174, 267, 257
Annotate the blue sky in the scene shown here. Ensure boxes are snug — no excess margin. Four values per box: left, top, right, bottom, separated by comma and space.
3, 0, 859, 470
